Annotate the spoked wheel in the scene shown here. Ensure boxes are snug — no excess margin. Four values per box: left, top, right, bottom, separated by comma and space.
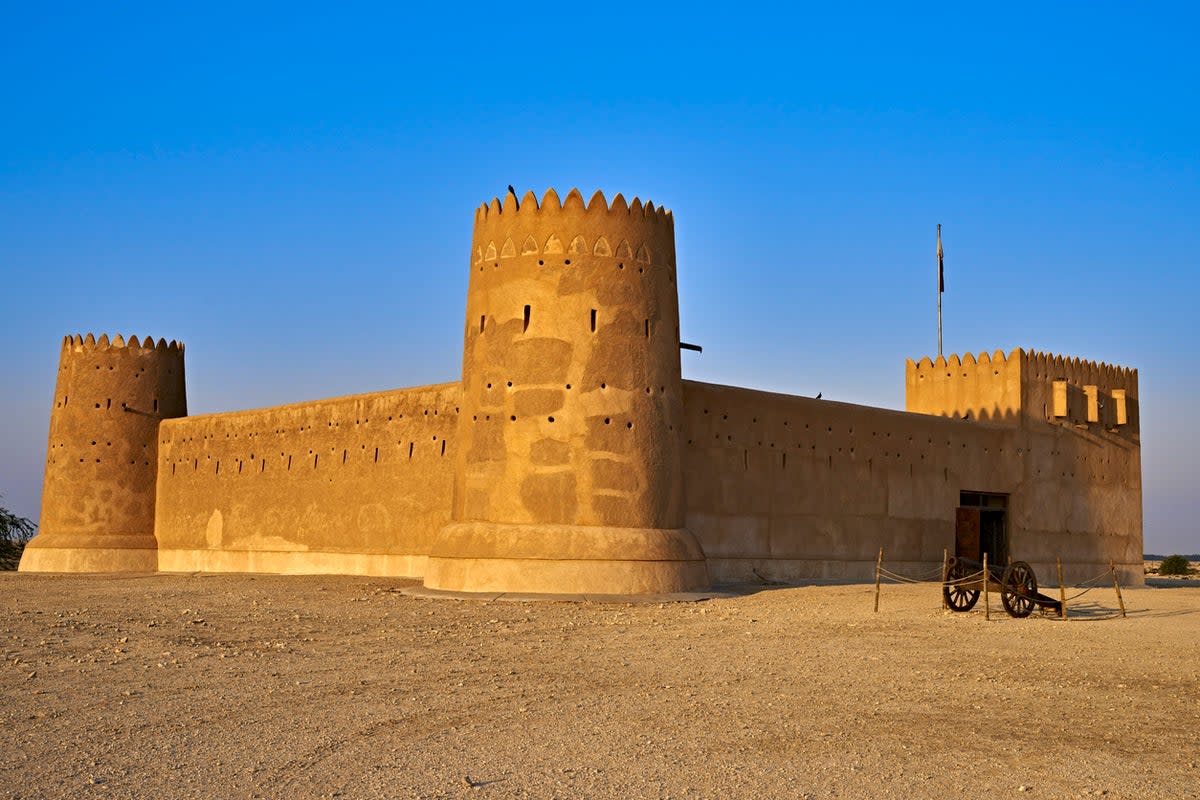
1000, 561, 1038, 618
943, 559, 980, 612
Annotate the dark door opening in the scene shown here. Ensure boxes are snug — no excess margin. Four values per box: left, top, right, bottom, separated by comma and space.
955, 491, 1009, 564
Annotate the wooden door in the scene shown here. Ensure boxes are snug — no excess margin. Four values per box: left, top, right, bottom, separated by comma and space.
955, 507, 981, 560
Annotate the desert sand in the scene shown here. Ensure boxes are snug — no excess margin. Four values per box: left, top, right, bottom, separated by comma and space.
2, 572, 1197, 799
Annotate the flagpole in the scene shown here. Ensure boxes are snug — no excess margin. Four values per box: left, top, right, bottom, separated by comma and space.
937, 223, 943, 358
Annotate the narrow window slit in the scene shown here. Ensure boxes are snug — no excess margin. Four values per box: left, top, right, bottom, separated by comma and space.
590, 309, 597, 333
408, 442, 414, 460
523, 304, 531, 333
644, 319, 650, 338
480, 315, 486, 333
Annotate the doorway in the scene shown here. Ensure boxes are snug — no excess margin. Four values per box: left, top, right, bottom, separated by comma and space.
955, 491, 1009, 564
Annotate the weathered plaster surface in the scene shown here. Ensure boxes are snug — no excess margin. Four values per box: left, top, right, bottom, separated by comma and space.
154, 383, 459, 576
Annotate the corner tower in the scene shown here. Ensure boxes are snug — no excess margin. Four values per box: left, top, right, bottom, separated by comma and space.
21, 334, 186, 572
423, 188, 709, 594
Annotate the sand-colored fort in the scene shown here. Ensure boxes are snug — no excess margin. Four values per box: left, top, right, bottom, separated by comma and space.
20, 188, 1144, 591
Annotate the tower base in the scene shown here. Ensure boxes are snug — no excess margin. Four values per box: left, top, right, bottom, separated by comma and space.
18, 533, 159, 573
424, 522, 710, 595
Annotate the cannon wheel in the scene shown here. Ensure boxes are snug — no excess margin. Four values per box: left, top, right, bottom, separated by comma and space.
943, 559, 980, 612
1001, 561, 1038, 618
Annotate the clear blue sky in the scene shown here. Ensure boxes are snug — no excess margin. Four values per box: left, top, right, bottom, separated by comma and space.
2, 3, 1196, 552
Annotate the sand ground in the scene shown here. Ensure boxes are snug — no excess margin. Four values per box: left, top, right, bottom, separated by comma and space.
1, 572, 1197, 800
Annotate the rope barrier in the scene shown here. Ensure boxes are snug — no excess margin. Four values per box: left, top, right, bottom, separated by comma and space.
873, 554, 1129, 620
876, 564, 1116, 594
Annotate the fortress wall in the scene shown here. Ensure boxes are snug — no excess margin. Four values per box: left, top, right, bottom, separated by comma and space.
682, 381, 1019, 582
1010, 406, 1143, 586
155, 382, 461, 576
682, 380, 1143, 586
1009, 351, 1141, 584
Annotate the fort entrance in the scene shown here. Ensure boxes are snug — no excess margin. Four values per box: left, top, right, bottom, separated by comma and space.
955, 491, 1009, 565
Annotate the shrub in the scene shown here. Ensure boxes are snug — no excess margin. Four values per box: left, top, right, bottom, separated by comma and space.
1158, 555, 1192, 576
0, 498, 37, 571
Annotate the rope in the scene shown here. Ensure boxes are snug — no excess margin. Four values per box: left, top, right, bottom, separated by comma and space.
877, 566, 985, 587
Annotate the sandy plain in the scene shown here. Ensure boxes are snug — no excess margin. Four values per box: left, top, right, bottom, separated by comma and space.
1, 572, 1198, 800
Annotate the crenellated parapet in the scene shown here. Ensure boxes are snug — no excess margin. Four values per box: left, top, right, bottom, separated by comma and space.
906, 349, 1023, 424
906, 348, 1139, 436
1022, 350, 1138, 435
471, 187, 673, 274
21, 332, 187, 572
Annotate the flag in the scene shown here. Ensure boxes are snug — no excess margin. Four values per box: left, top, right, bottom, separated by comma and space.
937, 224, 944, 293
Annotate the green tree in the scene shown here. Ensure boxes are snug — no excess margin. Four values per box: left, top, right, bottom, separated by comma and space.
0, 497, 36, 570
1158, 555, 1192, 576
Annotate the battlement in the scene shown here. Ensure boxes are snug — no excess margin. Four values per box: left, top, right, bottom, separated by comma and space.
471, 188, 674, 270
65, 333, 185, 354
906, 349, 1023, 423
1023, 349, 1137, 394
906, 348, 1139, 435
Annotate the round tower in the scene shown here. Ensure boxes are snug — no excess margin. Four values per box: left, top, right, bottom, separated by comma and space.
423, 188, 709, 594
20, 333, 187, 572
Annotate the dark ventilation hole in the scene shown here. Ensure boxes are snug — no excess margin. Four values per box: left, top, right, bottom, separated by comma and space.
523, 305, 531, 333
564, 259, 571, 266
510, 415, 517, 422
618, 262, 624, 270
408, 443, 414, 460
440, 441, 446, 457
95, 403, 101, 409
600, 382, 607, 390
480, 315, 486, 333
626, 422, 633, 430
644, 319, 650, 338
538, 260, 544, 266
590, 309, 597, 333
565, 384, 572, 390
548, 416, 555, 423
604, 418, 611, 425
506, 382, 512, 388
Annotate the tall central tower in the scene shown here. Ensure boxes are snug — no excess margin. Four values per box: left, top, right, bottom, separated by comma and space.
423, 188, 709, 594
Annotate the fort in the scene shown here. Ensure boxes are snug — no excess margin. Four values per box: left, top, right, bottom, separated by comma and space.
19, 188, 1144, 591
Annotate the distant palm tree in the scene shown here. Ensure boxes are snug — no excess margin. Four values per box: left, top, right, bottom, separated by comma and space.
0, 497, 36, 570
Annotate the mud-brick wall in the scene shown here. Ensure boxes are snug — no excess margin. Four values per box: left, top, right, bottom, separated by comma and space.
681, 381, 1020, 582
154, 383, 461, 576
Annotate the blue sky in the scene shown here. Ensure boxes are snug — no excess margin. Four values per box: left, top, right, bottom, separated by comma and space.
2, 2, 1196, 552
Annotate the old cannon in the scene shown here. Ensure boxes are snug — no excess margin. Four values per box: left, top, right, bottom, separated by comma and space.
942, 556, 1062, 618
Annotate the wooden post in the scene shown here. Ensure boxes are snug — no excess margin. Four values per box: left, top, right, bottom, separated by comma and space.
1056, 556, 1067, 620
941, 548, 949, 611
982, 551, 990, 620
1110, 560, 1127, 618
873, 547, 884, 612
